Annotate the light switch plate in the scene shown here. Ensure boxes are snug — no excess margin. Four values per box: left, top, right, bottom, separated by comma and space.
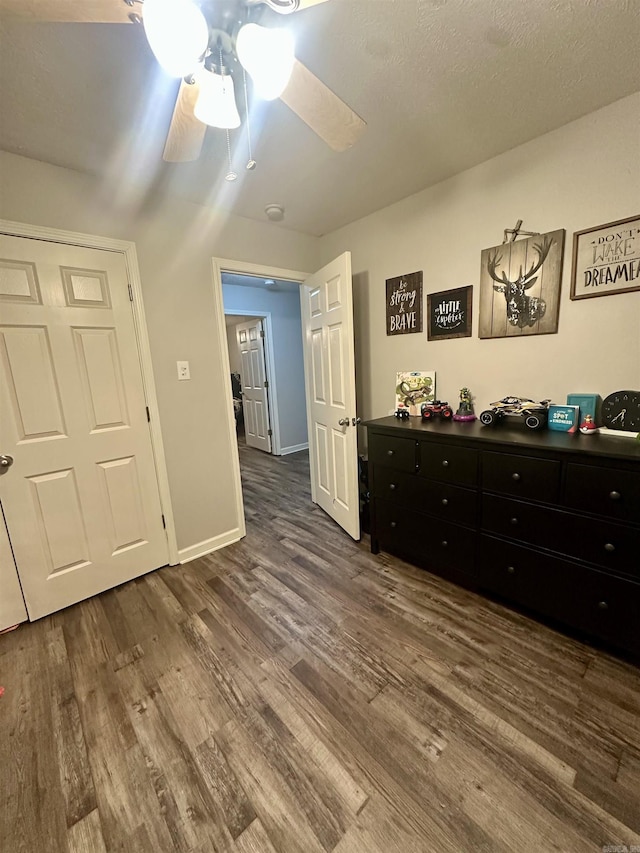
177, 361, 190, 381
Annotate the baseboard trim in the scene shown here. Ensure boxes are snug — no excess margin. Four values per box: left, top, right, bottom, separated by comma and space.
279, 442, 309, 456
177, 528, 244, 564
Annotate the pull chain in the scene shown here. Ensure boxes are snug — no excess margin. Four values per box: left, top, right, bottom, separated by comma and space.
220, 44, 237, 182
243, 68, 256, 170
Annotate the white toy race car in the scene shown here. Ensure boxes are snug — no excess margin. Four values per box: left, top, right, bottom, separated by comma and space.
479, 396, 550, 430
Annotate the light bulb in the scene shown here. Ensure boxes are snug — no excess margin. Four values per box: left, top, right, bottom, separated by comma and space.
194, 68, 241, 129
143, 0, 209, 78
236, 23, 295, 101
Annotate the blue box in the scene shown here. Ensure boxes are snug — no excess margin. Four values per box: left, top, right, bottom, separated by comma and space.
566, 393, 601, 424
548, 405, 580, 432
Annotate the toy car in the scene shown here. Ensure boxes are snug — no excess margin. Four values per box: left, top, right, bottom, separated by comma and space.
394, 408, 410, 419
421, 400, 453, 420
479, 396, 550, 430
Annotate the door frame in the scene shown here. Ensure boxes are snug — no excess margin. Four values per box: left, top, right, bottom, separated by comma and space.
224, 309, 279, 454
0, 218, 179, 565
212, 258, 310, 522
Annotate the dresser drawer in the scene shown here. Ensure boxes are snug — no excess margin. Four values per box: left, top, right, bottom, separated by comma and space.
481, 494, 564, 554
369, 432, 417, 473
482, 451, 560, 502
482, 494, 640, 579
375, 500, 476, 572
418, 441, 478, 486
478, 535, 640, 655
374, 467, 477, 526
564, 463, 640, 524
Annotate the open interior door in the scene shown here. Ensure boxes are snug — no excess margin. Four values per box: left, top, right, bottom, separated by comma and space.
236, 318, 272, 454
301, 252, 360, 540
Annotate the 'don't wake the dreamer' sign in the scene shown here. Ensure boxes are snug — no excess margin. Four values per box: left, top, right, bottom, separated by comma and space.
386, 271, 423, 336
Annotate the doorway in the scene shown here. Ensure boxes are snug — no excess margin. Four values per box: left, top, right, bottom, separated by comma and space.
222, 272, 308, 458
213, 253, 361, 544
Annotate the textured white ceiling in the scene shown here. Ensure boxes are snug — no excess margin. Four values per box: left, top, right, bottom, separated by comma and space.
1, 0, 639, 236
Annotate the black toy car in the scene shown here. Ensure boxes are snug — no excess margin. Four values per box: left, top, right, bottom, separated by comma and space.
421, 400, 453, 421
479, 396, 550, 430
394, 408, 410, 419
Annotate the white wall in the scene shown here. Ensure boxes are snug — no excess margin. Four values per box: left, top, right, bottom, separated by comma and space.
222, 285, 308, 453
0, 151, 319, 556
319, 93, 640, 425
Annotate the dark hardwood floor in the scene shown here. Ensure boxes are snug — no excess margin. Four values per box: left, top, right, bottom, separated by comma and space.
2, 443, 639, 852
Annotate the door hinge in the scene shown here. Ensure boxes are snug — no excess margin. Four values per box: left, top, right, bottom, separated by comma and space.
127, 282, 134, 302
260, 329, 265, 338
268, 429, 273, 436
161, 514, 166, 529
146, 406, 150, 422
264, 380, 269, 389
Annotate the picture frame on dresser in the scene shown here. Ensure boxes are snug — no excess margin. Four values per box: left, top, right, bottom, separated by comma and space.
570, 214, 640, 300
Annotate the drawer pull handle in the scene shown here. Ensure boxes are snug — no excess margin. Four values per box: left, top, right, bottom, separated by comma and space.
441, 498, 449, 506
604, 542, 615, 553
510, 517, 518, 526
387, 449, 394, 456
598, 600, 609, 610
506, 566, 515, 574
389, 483, 396, 490
441, 540, 448, 547
390, 521, 397, 528
609, 491, 621, 501
442, 460, 449, 467
512, 473, 521, 482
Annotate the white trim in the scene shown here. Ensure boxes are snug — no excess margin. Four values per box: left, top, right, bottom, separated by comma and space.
280, 442, 309, 456
211, 259, 247, 545
224, 308, 281, 455
0, 218, 179, 565
215, 258, 310, 283
177, 528, 244, 564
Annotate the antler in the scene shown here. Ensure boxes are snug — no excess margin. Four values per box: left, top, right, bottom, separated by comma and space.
519, 235, 553, 285
486, 250, 510, 286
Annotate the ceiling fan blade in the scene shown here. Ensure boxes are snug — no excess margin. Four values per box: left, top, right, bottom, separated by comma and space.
0, 0, 134, 23
295, 0, 331, 8
279, 59, 366, 152
163, 79, 207, 163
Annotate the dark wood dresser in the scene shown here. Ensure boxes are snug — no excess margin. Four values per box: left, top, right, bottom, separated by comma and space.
365, 417, 640, 657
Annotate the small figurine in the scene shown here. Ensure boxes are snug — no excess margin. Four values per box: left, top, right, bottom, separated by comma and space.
579, 414, 598, 435
453, 387, 477, 422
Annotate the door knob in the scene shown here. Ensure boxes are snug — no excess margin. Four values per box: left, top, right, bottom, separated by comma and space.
338, 418, 350, 427
0, 454, 14, 472
352, 417, 361, 426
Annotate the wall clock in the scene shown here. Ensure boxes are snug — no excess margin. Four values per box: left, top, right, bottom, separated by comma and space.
600, 390, 640, 435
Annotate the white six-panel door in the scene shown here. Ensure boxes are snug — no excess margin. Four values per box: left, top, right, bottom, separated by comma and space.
301, 253, 360, 540
236, 319, 272, 454
0, 506, 27, 630
0, 235, 168, 620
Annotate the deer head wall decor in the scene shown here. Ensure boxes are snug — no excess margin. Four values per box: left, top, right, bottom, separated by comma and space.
486, 234, 553, 329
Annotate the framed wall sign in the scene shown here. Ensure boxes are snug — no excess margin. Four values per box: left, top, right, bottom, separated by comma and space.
386, 271, 423, 336
570, 215, 640, 300
478, 229, 565, 339
427, 286, 473, 341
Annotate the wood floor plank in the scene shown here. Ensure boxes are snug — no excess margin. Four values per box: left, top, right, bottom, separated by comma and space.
2, 440, 639, 852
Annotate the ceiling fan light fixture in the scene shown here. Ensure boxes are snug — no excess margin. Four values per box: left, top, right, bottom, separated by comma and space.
236, 23, 295, 101
194, 69, 241, 129
143, 0, 208, 78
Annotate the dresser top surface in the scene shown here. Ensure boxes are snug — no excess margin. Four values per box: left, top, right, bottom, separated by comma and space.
364, 416, 640, 463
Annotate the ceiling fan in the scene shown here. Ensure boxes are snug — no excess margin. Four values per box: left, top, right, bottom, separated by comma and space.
0, 0, 366, 163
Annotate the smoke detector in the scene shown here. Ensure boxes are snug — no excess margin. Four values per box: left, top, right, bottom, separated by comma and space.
265, 204, 285, 222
